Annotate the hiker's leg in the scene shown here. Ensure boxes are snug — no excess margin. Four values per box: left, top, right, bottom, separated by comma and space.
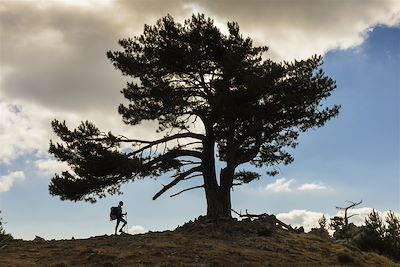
119, 218, 127, 232
115, 220, 120, 235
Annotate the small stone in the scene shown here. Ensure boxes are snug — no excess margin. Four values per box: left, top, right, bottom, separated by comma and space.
33, 236, 45, 242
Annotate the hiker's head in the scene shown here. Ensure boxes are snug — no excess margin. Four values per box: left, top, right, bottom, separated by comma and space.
119, 201, 123, 206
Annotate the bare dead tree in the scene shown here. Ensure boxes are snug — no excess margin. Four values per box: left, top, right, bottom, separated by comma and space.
336, 200, 363, 226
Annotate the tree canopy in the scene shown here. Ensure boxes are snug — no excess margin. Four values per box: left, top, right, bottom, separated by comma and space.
49, 14, 340, 218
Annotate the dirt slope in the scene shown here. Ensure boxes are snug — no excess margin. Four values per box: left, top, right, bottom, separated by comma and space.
0, 218, 398, 267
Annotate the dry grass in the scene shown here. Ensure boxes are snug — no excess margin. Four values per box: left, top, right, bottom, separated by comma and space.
0, 219, 398, 267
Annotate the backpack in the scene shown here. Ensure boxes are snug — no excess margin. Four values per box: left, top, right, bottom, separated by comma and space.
110, 206, 118, 220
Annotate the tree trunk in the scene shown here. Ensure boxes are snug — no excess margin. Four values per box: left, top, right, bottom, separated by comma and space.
204, 184, 231, 219
201, 125, 232, 219
202, 165, 233, 219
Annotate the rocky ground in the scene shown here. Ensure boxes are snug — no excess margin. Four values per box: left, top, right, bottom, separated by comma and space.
0, 216, 399, 267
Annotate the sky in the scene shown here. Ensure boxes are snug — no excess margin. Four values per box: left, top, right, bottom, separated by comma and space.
0, 0, 399, 240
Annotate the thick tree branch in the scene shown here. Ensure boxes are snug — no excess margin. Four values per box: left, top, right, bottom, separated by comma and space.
188, 72, 213, 98
85, 135, 153, 143
152, 166, 202, 200
145, 149, 203, 168
229, 121, 264, 166
180, 162, 202, 167
232, 139, 263, 167
169, 184, 204, 197
183, 173, 203, 180
130, 132, 205, 155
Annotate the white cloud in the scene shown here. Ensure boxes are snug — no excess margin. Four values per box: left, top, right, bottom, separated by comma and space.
0, 171, 25, 192
195, 0, 400, 61
0, 3, 124, 112
0, 102, 49, 164
37, 0, 115, 10
263, 178, 331, 194
0, 96, 162, 165
35, 159, 71, 176
264, 178, 294, 193
277, 209, 325, 232
128, 225, 147, 235
298, 183, 328, 192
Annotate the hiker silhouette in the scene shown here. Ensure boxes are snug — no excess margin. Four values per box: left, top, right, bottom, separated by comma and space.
114, 201, 127, 235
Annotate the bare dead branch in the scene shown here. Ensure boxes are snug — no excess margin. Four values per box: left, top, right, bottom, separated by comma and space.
336, 200, 362, 211
231, 208, 242, 217
347, 214, 359, 219
230, 209, 299, 232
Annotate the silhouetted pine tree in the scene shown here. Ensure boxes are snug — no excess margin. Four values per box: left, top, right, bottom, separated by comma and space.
0, 211, 12, 241
0, 211, 5, 236
359, 209, 385, 251
384, 211, 400, 260
49, 14, 340, 218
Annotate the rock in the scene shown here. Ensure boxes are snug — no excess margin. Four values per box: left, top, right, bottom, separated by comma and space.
294, 226, 304, 233
33, 236, 45, 242
309, 228, 330, 239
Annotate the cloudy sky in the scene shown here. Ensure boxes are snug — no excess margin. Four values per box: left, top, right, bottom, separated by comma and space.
0, 0, 399, 239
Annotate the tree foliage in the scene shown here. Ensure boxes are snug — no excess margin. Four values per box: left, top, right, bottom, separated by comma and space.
329, 216, 348, 239
318, 215, 327, 229
49, 14, 340, 217
0, 211, 5, 236
330, 209, 400, 261
356, 210, 400, 260
384, 211, 400, 259
0, 211, 12, 242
